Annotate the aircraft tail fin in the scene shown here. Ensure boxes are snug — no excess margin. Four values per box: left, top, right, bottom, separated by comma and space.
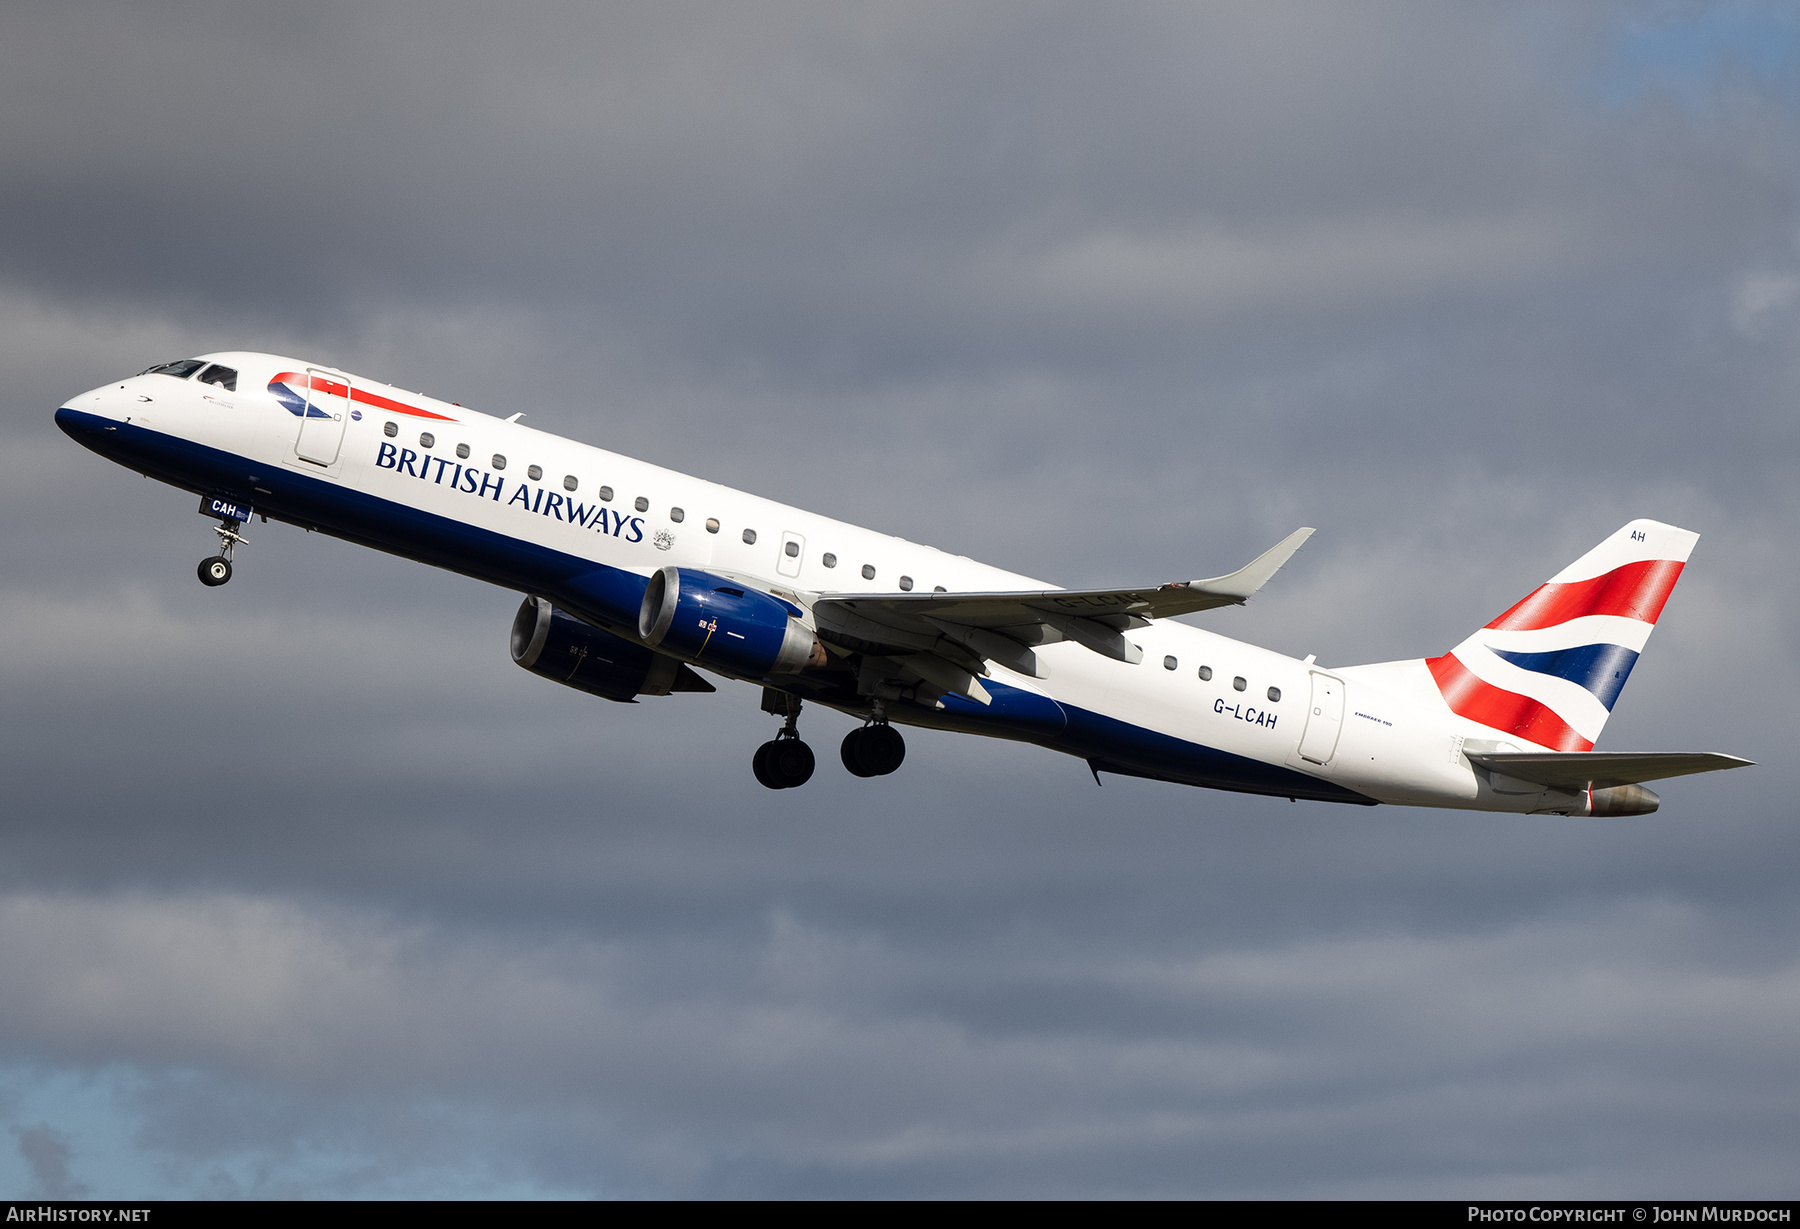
1423, 519, 1699, 751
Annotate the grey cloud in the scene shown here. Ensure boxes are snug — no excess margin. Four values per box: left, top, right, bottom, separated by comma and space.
0, 890, 1792, 1197
2, 2, 1789, 378
0, 0, 1796, 1199
14, 1124, 87, 1199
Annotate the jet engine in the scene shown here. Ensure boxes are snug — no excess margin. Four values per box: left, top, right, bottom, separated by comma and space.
638, 566, 823, 679
511, 595, 714, 702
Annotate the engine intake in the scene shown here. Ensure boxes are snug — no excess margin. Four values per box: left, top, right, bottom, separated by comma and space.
638, 566, 822, 678
511, 596, 714, 702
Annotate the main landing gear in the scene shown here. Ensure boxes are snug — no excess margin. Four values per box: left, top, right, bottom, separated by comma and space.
752, 691, 907, 788
841, 715, 905, 778
754, 689, 816, 790
197, 518, 248, 587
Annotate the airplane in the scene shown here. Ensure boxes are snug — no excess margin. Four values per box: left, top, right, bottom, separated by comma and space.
55, 353, 1750, 813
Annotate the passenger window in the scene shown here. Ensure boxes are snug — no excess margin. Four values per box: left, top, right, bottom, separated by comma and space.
785, 540, 800, 557
899, 576, 913, 591
670, 508, 684, 522
492, 455, 507, 470
634, 497, 649, 513
1198, 666, 1212, 681
563, 475, 578, 492
822, 553, 837, 567
743, 529, 758, 545
197, 364, 237, 390
1233, 676, 1247, 692
527, 464, 542, 481
861, 564, 876, 580
1163, 655, 1177, 671
384, 422, 399, 438
455, 443, 470, 459
599, 486, 613, 501
420, 433, 435, 448
145, 359, 205, 379
705, 518, 720, 533
1267, 686, 1281, 702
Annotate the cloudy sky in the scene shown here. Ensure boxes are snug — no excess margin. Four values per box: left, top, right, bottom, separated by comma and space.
1, 0, 1796, 1198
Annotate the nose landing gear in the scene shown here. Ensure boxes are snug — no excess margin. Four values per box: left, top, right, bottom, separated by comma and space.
196, 498, 251, 587
754, 689, 816, 789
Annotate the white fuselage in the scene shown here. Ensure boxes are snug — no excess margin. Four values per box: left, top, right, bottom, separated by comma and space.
58, 351, 1577, 813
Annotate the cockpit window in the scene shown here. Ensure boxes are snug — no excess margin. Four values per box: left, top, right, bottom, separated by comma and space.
197, 364, 237, 391
142, 359, 206, 379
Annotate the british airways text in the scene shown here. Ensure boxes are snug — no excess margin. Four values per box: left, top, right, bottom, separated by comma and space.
375, 441, 644, 540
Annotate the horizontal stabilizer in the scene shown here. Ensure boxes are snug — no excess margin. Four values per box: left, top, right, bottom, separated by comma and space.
1467, 751, 1752, 790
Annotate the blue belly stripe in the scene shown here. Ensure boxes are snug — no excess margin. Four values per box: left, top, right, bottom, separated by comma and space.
1490, 642, 1640, 710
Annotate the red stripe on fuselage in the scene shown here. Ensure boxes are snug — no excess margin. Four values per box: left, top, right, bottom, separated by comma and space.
272, 372, 458, 422
1485, 558, 1684, 631
1426, 653, 1594, 752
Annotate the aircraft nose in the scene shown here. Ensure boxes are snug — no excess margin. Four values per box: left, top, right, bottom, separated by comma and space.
56, 404, 102, 436
55, 403, 124, 454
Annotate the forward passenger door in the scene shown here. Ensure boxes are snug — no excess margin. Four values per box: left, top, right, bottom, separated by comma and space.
295, 369, 351, 466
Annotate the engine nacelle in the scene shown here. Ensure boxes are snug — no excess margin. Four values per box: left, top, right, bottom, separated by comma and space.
638, 566, 822, 678
511, 596, 714, 703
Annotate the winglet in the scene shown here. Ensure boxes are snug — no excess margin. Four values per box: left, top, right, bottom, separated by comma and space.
1185, 527, 1315, 603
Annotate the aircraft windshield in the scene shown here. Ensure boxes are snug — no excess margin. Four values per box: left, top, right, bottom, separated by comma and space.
141, 359, 206, 379
197, 364, 237, 391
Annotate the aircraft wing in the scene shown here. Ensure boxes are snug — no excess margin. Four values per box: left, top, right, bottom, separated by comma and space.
810, 528, 1314, 679
1466, 752, 1753, 790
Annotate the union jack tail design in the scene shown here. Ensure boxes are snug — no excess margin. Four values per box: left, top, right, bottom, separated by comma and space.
1425, 520, 1698, 751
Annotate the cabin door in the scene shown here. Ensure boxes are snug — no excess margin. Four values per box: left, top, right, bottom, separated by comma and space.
1295, 671, 1345, 765
295, 369, 351, 466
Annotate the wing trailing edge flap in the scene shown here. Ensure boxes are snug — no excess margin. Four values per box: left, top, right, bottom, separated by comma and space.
901, 651, 991, 705
1467, 752, 1753, 790
811, 527, 1315, 674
